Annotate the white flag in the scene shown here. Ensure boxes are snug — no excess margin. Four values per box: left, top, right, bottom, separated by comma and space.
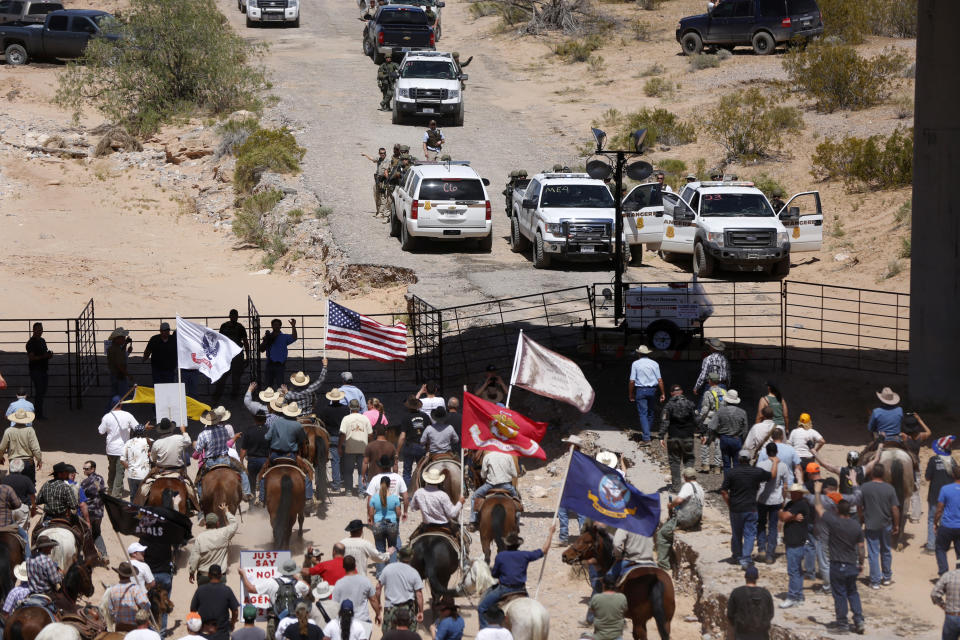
176, 316, 242, 382
510, 332, 596, 413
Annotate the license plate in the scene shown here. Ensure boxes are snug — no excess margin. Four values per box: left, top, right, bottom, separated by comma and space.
422, 107, 434, 114
801, 19, 811, 26
442, 229, 461, 235
581, 245, 595, 254
263, 14, 283, 20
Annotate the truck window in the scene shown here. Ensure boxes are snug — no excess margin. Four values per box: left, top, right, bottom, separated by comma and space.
700, 193, 774, 217
623, 185, 654, 211
540, 184, 614, 208
710, 1, 736, 18
401, 60, 456, 79
688, 192, 700, 214
786, 0, 818, 12
378, 9, 427, 25
680, 186, 694, 203
526, 180, 541, 203
70, 16, 96, 32
418, 178, 485, 201
758, 0, 785, 16
407, 174, 420, 195
46, 13, 67, 29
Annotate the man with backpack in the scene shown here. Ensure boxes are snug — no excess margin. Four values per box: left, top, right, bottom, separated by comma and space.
696, 373, 725, 474
237, 559, 309, 640
656, 468, 703, 570
659, 384, 698, 492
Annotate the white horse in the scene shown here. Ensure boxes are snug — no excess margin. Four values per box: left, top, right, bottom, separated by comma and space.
40, 526, 77, 572
459, 557, 549, 640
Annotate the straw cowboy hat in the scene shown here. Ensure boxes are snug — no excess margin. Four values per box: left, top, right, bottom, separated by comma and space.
636, 345, 652, 355
325, 388, 346, 402
723, 389, 741, 405
269, 396, 286, 413
8, 408, 35, 425
282, 402, 302, 418
290, 371, 311, 387
422, 469, 445, 485
788, 483, 809, 494
258, 387, 279, 403
199, 410, 220, 426
13, 562, 27, 583
214, 406, 231, 422
108, 327, 129, 340
595, 451, 618, 469
876, 387, 900, 406
705, 338, 726, 351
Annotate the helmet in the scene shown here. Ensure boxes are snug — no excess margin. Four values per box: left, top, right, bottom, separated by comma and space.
517, 169, 527, 177
552, 164, 563, 172
847, 450, 860, 466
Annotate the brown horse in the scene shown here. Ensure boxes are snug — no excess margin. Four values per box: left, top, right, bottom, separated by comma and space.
6, 562, 96, 640
465, 451, 521, 492
200, 466, 243, 518
299, 418, 330, 510
477, 492, 520, 564
136, 477, 193, 515
265, 464, 305, 549
859, 444, 915, 548
0, 530, 26, 603
562, 523, 674, 640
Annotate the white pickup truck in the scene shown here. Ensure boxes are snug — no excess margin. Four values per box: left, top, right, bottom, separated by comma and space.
393, 51, 464, 126
627, 179, 822, 277
508, 172, 616, 269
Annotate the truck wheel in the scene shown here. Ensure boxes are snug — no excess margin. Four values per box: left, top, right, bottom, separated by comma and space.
510, 218, 529, 253
453, 103, 464, 127
477, 233, 492, 252
629, 245, 643, 265
681, 32, 702, 55
772, 256, 791, 277
435, 21, 441, 40
389, 205, 401, 238
532, 232, 551, 269
647, 321, 679, 351
290, 15, 299, 27
752, 31, 775, 55
246, 14, 255, 27
392, 102, 403, 125
400, 219, 418, 251
693, 242, 714, 278
4, 44, 28, 66
373, 51, 385, 65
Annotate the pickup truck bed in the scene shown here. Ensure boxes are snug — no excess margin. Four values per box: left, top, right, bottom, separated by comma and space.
362, 5, 433, 64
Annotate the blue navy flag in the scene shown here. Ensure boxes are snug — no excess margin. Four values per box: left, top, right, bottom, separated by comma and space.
559, 450, 661, 536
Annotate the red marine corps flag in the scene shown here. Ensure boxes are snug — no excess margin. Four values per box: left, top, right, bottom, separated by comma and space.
176, 316, 242, 382
461, 391, 547, 459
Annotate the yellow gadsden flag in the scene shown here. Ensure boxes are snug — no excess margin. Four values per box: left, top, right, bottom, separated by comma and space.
123, 386, 210, 421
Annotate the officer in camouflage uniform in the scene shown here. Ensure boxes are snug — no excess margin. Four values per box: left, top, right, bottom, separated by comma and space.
378, 54, 399, 111
503, 169, 527, 212
452, 51, 473, 69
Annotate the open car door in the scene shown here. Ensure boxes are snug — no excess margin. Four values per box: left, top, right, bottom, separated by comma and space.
660, 191, 697, 254
622, 183, 666, 246
780, 191, 823, 252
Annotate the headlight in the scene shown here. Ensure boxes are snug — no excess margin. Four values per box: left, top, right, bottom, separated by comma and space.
706, 231, 724, 247
447, 89, 459, 99
248, 0, 257, 6
288, 0, 297, 6
544, 223, 563, 235
397, 88, 409, 98
777, 231, 789, 246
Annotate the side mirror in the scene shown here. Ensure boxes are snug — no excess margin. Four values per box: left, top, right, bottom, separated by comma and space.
675, 208, 695, 221
482, 178, 490, 186
622, 202, 638, 213
459, 73, 468, 81
522, 198, 535, 209
789, 205, 800, 218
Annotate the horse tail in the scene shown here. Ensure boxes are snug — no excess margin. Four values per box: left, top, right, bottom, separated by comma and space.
650, 577, 669, 640
0, 541, 12, 604
491, 503, 506, 552
272, 474, 294, 548
891, 455, 906, 507
425, 542, 458, 597
8, 620, 23, 640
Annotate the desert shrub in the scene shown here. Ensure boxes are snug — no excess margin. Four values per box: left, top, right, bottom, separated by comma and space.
314, 206, 333, 219
881, 259, 902, 279
705, 88, 803, 160
632, 18, 651, 40
643, 77, 672, 97
468, 0, 498, 17
215, 117, 260, 159
636, 0, 662, 9
898, 237, 911, 259
232, 188, 283, 246
554, 34, 604, 61
640, 62, 664, 76
894, 200, 911, 224
810, 127, 913, 191
717, 48, 731, 61
594, 107, 696, 149
587, 55, 606, 73
872, 0, 917, 37
55, 0, 267, 135
688, 53, 720, 70
815, 0, 870, 43
261, 233, 288, 269
783, 42, 907, 112
750, 172, 788, 200
234, 127, 306, 193
655, 158, 687, 188
893, 95, 914, 120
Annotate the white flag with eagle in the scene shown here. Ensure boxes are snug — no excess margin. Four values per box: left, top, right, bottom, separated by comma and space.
176, 316, 242, 382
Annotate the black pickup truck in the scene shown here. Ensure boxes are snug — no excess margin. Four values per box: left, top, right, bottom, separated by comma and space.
1, 9, 117, 65
362, 5, 434, 65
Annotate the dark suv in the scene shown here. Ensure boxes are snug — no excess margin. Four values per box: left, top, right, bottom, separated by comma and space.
676, 0, 823, 56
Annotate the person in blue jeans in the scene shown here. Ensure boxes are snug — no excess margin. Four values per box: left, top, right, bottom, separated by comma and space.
627, 346, 664, 444
932, 568, 960, 640
813, 482, 866, 634
258, 318, 297, 390
935, 463, 960, 576
721, 450, 777, 567
778, 484, 812, 608
434, 597, 465, 640
705, 390, 748, 470
368, 476, 400, 576
860, 463, 899, 588
477, 525, 554, 629
928, 436, 958, 553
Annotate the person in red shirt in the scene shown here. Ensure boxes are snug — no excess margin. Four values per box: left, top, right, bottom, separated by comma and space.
301, 543, 346, 585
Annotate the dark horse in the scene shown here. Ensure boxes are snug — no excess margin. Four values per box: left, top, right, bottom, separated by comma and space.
410, 533, 460, 611
265, 464, 305, 549
562, 523, 674, 640
6, 561, 96, 640
0, 530, 26, 604
477, 493, 520, 564
299, 418, 330, 513
137, 477, 193, 515
200, 466, 243, 518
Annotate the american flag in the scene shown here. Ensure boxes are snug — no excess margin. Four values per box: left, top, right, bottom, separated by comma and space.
325, 300, 408, 362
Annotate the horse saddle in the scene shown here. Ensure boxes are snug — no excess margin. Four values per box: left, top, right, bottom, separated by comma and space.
59, 604, 106, 640
497, 590, 529, 607
17, 594, 56, 620
32, 518, 83, 551
478, 489, 524, 512
0, 524, 27, 554
617, 564, 670, 590
409, 526, 463, 554
264, 461, 308, 482
196, 462, 242, 485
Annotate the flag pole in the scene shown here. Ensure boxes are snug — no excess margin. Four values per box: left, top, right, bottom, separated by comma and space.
322, 298, 328, 357
534, 442, 575, 599
459, 385, 467, 571
505, 330, 523, 409
111, 384, 137, 412
176, 316, 186, 429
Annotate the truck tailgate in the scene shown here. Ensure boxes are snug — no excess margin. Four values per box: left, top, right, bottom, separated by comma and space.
381, 25, 431, 47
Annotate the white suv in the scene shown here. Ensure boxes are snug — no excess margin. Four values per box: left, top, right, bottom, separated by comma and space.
244, 0, 299, 27
389, 161, 492, 252
393, 51, 465, 126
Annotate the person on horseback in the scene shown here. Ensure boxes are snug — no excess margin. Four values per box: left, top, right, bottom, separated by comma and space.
604, 527, 657, 584
468, 451, 519, 532
26, 536, 61, 596
3, 561, 29, 613
869, 387, 904, 442
139, 418, 200, 511
101, 561, 151, 632
256, 401, 315, 508
477, 526, 555, 629
409, 468, 465, 540
195, 411, 253, 502
421, 407, 459, 463
36, 462, 98, 563
281, 358, 329, 416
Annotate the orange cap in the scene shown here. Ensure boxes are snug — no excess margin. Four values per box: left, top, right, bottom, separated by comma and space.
827, 491, 843, 505
805, 462, 821, 474
798, 413, 812, 425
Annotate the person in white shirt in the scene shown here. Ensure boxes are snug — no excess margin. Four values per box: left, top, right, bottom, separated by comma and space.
126, 542, 156, 592
787, 413, 824, 474
755, 442, 793, 564
237, 559, 309, 639
365, 468, 409, 517
742, 406, 778, 460
415, 382, 446, 419
124, 609, 162, 640
321, 599, 367, 640
475, 607, 514, 640
122, 429, 152, 498
409, 469, 465, 537
340, 519, 391, 573
98, 406, 138, 497
627, 345, 665, 445
656, 468, 704, 570
468, 451, 519, 529
182, 613, 206, 640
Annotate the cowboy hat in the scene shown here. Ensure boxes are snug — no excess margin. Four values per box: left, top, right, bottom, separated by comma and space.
282, 402, 302, 418
723, 389, 741, 405
115, 561, 139, 578
562, 435, 584, 447
705, 338, 726, 351
214, 406, 232, 422
636, 345, 652, 355
258, 387, 279, 403
595, 451, 618, 469
278, 558, 299, 576
312, 581, 334, 601
269, 397, 286, 413
108, 327, 129, 339
403, 395, 422, 410
290, 371, 311, 387
35, 536, 58, 550
8, 408, 34, 425
344, 519, 364, 532
422, 469, 445, 485
876, 387, 900, 406
199, 410, 220, 426
325, 388, 346, 402
788, 483, 808, 494
155, 418, 177, 435
51, 462, 75, 476
13, 562, 27, 583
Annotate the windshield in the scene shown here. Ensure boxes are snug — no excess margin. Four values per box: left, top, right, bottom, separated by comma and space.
540, 184, 614, 208
787, 0, 818, 13
379, 9, 427, 24
700, 193, 773, 217
418, 178, 485, 201
402, 60, 456, 79
391, 0, 437, 5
